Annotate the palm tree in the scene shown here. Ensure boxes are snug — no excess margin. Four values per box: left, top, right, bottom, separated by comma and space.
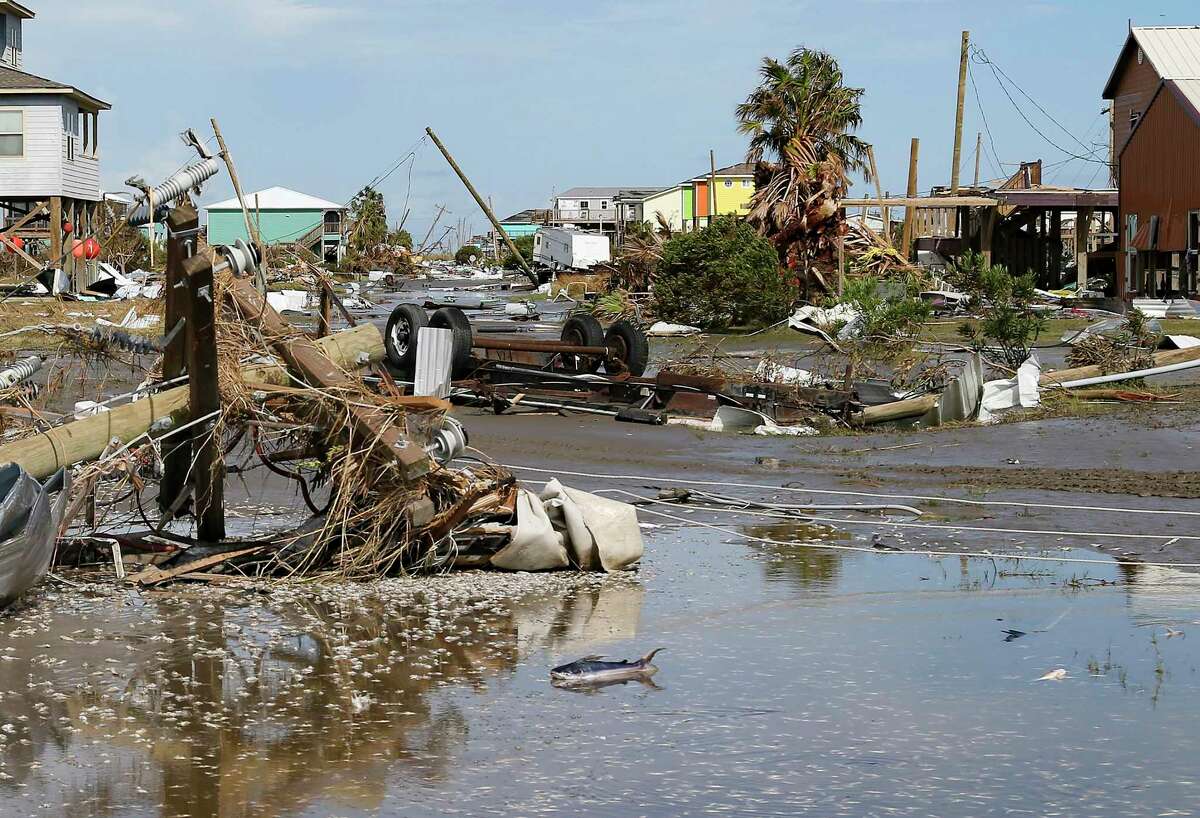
736, 48, 870, 290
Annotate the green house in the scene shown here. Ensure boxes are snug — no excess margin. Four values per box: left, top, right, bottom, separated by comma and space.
205, 186, 346, 264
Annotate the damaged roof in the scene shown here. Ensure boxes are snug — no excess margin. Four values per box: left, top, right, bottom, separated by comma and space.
0, 66, 110, 110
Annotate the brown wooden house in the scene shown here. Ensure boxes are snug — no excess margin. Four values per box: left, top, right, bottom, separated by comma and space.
1104, 26, 1200, 298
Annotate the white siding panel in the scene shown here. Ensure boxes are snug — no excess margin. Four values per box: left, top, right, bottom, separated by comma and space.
0, 95, 62, 197
60, 99, 99, 201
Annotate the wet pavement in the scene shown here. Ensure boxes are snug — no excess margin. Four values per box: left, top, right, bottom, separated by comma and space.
4, 522, 1200, 817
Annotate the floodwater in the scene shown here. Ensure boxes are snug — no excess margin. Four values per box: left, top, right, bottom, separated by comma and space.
3, 523, 1200, 817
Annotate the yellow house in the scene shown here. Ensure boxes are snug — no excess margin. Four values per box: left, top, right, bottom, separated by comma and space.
683, 162, 755, 229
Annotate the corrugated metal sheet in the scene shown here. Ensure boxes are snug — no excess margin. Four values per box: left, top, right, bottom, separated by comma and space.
1133, 27, 1200, 80
1172, 78, 1200, 114
413, 327, 453, 398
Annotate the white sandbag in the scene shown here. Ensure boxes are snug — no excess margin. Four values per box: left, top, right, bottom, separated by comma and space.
489, 488, 569, 571
540, 479, 643, 572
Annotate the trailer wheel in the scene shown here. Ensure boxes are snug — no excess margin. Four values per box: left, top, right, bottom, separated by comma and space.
560, 314, 604, 373
385, 304, 428, 371
429, 306, 475, 377
603, 319, 649, 376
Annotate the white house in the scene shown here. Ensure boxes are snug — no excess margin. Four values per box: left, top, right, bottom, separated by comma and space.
0, 1, 111, 267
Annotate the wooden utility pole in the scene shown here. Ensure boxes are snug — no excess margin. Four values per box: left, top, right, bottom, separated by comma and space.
973, 131, 983, 188
900, 138, 920, 258
48, 196, 62, 265
211, 118, 266, 277
159, 203, 197, 514
709, 149, 718, 225
950, 31, 970, 193
425, 127, 538, 285
866, 145, 891, 246
181, 249, 226, 542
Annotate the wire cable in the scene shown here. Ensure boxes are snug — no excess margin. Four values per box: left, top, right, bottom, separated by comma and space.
501, 464, 1200, 519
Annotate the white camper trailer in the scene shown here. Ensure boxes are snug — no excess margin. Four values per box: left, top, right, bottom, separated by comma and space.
532, 227, 610, 271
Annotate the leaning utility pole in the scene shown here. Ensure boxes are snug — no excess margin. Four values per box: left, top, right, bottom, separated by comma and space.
950, 30, 970, 193
425, 127, 539, 286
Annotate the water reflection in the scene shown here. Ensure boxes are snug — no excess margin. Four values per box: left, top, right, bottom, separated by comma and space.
0, 576, 642, 817
742, 522, 848, 591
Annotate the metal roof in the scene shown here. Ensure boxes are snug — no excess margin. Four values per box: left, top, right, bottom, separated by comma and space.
1104, 27, 1200, 98
205, 186, 345, 212
1133, 27, 1200, 79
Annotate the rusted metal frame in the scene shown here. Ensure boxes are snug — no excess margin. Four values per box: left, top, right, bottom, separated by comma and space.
223, 274, 430, 482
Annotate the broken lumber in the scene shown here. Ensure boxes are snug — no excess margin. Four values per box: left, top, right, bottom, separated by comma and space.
126, 545, 266, 587
224, 276, 430, 482
0, 324, 384, 480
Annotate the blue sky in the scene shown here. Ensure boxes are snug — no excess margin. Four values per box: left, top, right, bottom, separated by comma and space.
24, 0, 1199, 242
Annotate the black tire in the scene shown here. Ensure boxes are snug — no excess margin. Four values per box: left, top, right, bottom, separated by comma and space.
384, 304, 428, 370
560, 314, 604, 373
429, 306, 475, 377
603, 319, 649, 376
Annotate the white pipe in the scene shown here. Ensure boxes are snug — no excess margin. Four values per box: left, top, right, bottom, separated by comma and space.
1056, 357, 1200, 389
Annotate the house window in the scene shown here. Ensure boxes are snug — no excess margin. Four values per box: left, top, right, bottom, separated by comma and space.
601, 200, 608, 208
742, 179, 752, 188
0, 110, 21, 156
579, 201, 589, 209
724, 179, 733, 187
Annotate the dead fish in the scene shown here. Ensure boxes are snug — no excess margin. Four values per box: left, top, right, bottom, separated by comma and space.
551, 648, 663, 687
1037, 668, 1068, 681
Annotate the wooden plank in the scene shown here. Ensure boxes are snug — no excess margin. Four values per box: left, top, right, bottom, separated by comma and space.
127, 545, 266, 587
840, 196, 998, 208
223, 275, 431, 482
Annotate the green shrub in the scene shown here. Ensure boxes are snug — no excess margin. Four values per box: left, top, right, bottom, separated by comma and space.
652, 216, 792, 330
949, 251, 1045, 370
455, 244, 483, 266
501, 234, 535, 269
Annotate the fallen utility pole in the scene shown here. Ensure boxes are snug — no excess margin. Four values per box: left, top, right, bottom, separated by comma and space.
425, 127, 539, 286
0, 325, 384, 480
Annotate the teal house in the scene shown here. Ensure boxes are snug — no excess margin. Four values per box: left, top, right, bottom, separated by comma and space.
205, 186, 347, 264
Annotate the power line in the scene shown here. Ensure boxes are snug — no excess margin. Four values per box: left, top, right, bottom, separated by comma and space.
971, 46, 1109, 166
967, 60, 1010, 178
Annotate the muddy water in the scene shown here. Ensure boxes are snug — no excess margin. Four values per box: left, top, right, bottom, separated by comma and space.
3, 526, 1200, 817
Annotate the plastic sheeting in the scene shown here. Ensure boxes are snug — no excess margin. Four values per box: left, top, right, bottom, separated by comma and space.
0, 465, 69, 609
978, 354, 1041, 424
